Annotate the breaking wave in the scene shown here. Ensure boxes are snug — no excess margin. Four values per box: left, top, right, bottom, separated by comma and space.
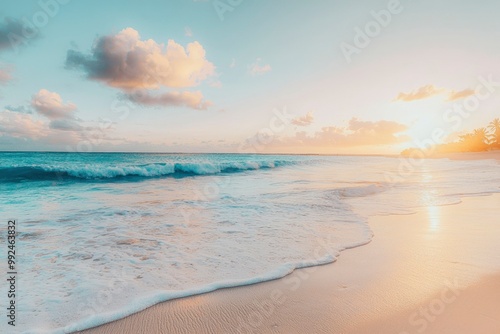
0, 160, 294, 182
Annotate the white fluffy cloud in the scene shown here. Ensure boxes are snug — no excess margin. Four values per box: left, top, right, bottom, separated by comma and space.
66, 28, 215, 90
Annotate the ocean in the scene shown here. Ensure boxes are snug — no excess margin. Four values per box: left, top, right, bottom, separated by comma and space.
0, 152, 499, 333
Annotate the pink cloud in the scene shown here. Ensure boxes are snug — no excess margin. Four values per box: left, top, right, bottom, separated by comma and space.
126, 90, 212, 110
255, 118, 409, 150
249, 58, 271, 76
31, 89, 77, 119
291, 111, 314, 126
0, 109, 114, 150
0, 67, 12, 84
394, 85, 445, 102
66, 28, 215, 90
0, 111, 45, 139
446, 88, 475, 101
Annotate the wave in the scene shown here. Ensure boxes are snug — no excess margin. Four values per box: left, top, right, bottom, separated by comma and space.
0, 160, 294, 182
47, 227, 374, 334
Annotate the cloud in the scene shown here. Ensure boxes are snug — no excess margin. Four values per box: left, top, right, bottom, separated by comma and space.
346, 118, 407, 140
394, 85, 445, 102
394, 85, 477, 103
65, 28, 215, 90
291, 111, 314, 126
125, 90, 211, 110
265, 118, 409, 149
313, 118, 408, 146
0, 110, 114, 150
0, 18, 41, 94
249, 58, 271, 76
31, 89, 77, 119
184, 27, 193, 37
0, 90, 119, 150
446, 88, 475, 101
0, 67, 12, 84
0, 107, 185, 151
0, 111, 45, 139
0, 18, 25, 51
0, 116, 89, 149
49, 119, 84, 131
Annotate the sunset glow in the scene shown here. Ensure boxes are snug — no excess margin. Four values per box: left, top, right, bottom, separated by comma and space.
1, 0, 499, 154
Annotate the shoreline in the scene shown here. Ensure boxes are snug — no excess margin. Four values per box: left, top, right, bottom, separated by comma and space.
77, 193, 500, 334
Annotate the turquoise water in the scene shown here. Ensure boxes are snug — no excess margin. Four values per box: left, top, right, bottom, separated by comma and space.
0, 152, 499, 333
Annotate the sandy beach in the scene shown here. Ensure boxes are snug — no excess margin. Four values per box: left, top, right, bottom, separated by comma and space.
78, 185, 500, 333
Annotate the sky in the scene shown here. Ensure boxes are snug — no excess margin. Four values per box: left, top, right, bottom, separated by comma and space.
1, 0, 500, 154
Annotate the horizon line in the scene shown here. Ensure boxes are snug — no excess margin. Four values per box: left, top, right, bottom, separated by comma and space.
0, 150, 399, 157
